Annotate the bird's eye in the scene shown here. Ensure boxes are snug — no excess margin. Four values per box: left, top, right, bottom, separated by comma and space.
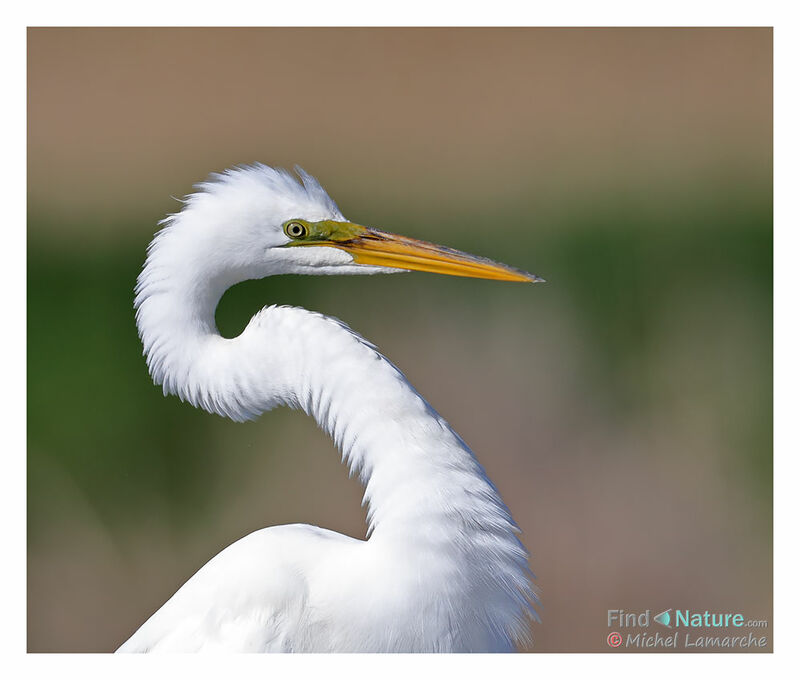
285, 221, 308, 239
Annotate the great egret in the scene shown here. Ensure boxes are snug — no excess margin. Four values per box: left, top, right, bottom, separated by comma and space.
118, 164, 541, 653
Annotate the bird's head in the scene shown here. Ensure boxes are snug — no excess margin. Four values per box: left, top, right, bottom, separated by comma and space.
155, 164, 543, 286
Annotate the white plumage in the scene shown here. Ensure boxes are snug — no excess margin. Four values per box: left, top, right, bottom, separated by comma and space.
119, 164, 540, 653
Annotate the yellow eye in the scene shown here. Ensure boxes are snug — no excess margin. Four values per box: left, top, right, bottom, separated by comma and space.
285, 221, 308, 239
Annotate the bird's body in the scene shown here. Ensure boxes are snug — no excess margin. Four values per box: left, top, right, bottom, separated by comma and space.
119, 165, 539, 653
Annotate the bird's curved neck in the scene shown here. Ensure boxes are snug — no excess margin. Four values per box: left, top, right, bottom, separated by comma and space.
136, 252, 516, 542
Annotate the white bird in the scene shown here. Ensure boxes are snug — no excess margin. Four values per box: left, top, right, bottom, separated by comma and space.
118, 164, 542, 653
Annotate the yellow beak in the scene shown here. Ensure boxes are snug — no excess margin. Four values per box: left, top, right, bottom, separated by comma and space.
287, 220, 543, 283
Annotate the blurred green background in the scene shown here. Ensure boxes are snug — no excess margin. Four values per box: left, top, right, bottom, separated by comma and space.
27, 27, 772, 652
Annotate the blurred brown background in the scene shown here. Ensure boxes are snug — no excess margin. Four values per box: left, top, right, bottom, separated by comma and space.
27, 28, 772, 652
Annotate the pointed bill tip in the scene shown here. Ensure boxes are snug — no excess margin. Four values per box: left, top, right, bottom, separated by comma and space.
508, 269, 546, 283
503, 269, 546, 284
